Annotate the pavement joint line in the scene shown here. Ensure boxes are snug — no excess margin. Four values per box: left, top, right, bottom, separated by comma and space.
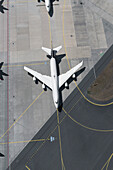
7, 0, 10, 166
25, 112, 67, 169
84, 0, 113, 19
57, 109, 65, 170
0, 90, 44, 141
62, 107, 113, 132
62, 0, 113, 107
48, 9, 65, 170
25, 13, 63, 169
48, 15, 52, 48
4, 0, 38, 5
2, 62, 47, 68
25, 125, 58, 168
5, 0, 113, 169
101, 153, 113, 170
62, 0, 71, 70
68, 96, 83, 114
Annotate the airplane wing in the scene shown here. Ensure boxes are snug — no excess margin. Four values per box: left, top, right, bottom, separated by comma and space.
53, 46, 62, 53
24, 66, 52, 90
59, 61, 83, 89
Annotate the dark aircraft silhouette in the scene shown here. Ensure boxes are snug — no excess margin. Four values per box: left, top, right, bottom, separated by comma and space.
0, 0, 8, 13
0, 153, 5, 157
0, 62, 8, 80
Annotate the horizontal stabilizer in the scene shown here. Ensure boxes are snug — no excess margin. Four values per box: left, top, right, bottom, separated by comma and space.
53, 46, 62, 53
42, 47, 51, 55
42, 45, 62, 56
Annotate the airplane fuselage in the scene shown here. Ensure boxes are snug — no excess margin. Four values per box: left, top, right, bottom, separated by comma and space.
50, 57, 59, 108
45, 0, 51, 12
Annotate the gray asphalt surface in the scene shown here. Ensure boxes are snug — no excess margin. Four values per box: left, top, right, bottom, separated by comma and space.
8, 45, 113, 170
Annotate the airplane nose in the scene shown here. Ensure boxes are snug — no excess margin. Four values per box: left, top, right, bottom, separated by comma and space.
54, 102, 59, 109
55, 104, 58, 109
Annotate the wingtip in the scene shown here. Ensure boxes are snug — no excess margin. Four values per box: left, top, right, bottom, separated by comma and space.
24, 66, 27, 70
81, 60, 83, 66
59, 45, 62, 50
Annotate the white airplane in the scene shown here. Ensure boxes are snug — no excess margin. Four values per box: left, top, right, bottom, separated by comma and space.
24, 46, 83, 109
38, 0, 59, 13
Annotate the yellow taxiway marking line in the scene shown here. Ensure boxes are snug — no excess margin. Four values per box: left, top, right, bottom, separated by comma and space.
62, 107, 113, 132
2, 62, 47, 68
25, 110, 67, 169
0, 90, 44, 141
62, 0, 113, 107
68, 96, 83, 114
101, 153, 113, 170
25, 12, 54, 170
25, 124, 58, 169
57, 109, 65, 170
0, 138, 50, 145
25, 165, 31, 170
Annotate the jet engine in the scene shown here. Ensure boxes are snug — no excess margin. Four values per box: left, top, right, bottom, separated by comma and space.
72, 74, 76, 79
33, 77, 38, 84
65, 82, 68, 88
33, 77, 36, 81
42, 84, 46, 90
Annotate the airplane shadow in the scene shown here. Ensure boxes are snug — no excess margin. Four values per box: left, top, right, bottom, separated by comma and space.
0, 153, 5, 157
48, 0, 59, 17
0, 0, 8, 14
58, 65, 86, 111
48, 2, 53, 17
0, 62, 9, 80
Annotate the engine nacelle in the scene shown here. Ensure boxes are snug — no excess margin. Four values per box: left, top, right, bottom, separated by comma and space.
42, 84, 46, 90
33, 77, 38, 84
65, 82, 68, 88
72, 74, 76, 79
33, 77, 36, 81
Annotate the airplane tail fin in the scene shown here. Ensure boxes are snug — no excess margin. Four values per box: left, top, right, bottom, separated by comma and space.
42, 46, 62, 57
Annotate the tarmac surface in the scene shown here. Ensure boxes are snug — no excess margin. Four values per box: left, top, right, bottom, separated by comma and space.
9, 45, 113, 170
1, 0, 113, 169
